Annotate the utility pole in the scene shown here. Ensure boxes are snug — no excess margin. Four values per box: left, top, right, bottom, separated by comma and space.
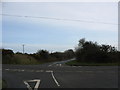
23, 44, 25, 54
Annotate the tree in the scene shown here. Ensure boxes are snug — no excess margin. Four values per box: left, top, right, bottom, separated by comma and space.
2, 49, 14, 64
64, 49, 75, 59
2, 49, 14, 56
78, 38, 85, 49
75, 38, 117, 63
36, 50, 49, 59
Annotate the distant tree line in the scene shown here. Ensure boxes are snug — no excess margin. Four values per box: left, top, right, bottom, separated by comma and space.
29, 49, 75, 62
2, 48, 75, 64
1, 38, 120, 64
75, 38, 119, 63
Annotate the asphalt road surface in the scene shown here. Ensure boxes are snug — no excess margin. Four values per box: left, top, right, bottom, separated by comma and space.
2, 59, 118, 89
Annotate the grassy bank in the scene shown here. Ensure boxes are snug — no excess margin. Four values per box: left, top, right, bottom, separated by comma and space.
1, 80, 7, 88
2, 49, 75, 65
0, 80, 2, 89
13, 54, 43, 65
3, 54, 45, 65
2, 53, 69, 65
66, 60, 119, 66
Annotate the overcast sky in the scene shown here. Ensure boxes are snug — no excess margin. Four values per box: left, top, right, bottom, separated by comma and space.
1, 2, 118, 53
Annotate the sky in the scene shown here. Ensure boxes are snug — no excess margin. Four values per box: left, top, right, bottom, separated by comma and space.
1, 2, 118, 53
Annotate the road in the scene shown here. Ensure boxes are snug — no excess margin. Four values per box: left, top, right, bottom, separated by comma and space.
2, 59, 118, 89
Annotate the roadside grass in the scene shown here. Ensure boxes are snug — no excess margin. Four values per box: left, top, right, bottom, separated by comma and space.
65, 60, 119, 66
8, 54, 43, 65
0, 80, 2, 89
1, 80, 7, 88
3, 54, 61, 65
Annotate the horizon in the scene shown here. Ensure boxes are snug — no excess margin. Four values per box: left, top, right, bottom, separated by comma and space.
1, 39, 118, 54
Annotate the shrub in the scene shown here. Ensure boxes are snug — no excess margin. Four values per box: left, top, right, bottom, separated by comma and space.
75, 38, 119, 63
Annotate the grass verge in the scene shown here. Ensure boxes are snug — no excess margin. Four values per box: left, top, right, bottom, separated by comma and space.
0, 80, 2, 89
3, 54, 65, 65
3, 54, 45, 65
65, 60, 119, 66
2, 80, 7, 88
13, 54, 42, 65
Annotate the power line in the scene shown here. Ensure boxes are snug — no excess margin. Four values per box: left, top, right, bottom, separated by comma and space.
0, 13, 119, 25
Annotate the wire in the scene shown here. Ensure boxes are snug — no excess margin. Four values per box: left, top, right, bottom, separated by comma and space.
0, 13, 119, 25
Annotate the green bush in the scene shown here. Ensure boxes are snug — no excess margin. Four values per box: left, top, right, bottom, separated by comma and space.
2, 49, 14, 64
75, 38, 119, 63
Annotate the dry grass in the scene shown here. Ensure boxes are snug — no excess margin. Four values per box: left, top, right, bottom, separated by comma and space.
12, 54, 42, 65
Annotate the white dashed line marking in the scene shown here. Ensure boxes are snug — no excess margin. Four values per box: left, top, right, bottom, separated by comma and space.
46, 70, 53, 73
48, 65, 52, 67
4, 68, 114, 74
5, 69, 10, 71
59, 64, 62, 66
21, 70, 25, 72
85, 71, 93, 72
36, 70, 44, 72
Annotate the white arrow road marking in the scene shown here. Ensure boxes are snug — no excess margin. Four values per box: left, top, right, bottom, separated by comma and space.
23, 79, 41, 90
51, 71, 60, 87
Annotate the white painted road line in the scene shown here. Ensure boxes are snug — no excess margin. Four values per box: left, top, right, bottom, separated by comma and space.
34, 80, 41, 89
5, 69, 10, 71
51, 71, 60, 87
21, 70, 25, 72
59, 64, 62, 66
24, 80, 32, 90
46, 70, 53, 73
4, 68, 112, 74
48, 63, 56, 67
36, 70, 44, 72
23, 79, 41, 90
48, 64, 52, 67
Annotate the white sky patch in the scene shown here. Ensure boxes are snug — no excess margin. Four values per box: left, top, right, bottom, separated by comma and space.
0, 3, 2, 49
1, 0, 119, 2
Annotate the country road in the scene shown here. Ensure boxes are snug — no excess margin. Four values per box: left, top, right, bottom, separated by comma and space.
2, 59, 118, 89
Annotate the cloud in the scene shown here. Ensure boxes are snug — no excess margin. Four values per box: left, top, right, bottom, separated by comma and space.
3, 2, 118, 32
